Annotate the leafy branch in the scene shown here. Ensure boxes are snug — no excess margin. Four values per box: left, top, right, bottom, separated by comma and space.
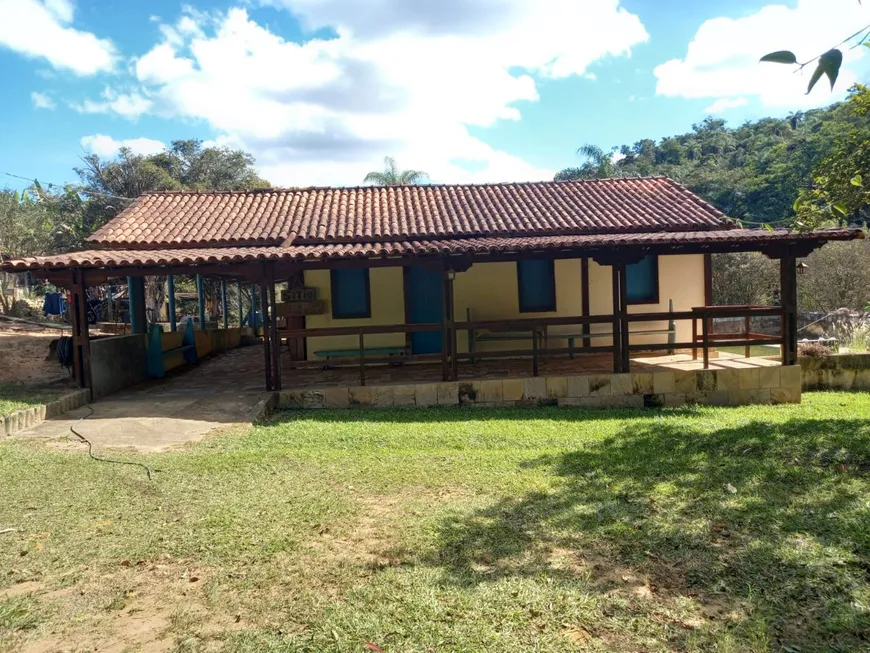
760, 22, 870, 94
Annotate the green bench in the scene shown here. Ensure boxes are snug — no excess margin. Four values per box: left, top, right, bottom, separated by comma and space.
314, 346, 407, 363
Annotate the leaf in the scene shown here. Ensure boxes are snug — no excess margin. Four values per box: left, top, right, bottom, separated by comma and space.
808, 49, 843, 93
793, 196, 804, 212
364, 644, 384, 652
760, 50, 797, 64
832, 202, 848, 216
851, 175, 863, 187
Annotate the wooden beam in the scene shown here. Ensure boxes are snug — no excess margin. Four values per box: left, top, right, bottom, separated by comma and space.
196, 274, 206, 330
69, 268, 92, 395
617, 261, 630, 373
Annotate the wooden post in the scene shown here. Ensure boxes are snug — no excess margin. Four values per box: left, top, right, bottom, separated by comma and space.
581, 257, 591, 341
611, 264, 623, 373
780, 253, 798, 366
70, 268, 92, 395
744, 315, 751, 359
440, 267, 449, 382
447, 270, 458, 382
358, 330, 366, 386
692, 314, 698, 360
260, 280, 272, 391
250, 283, 258, 335
702, 308, 710, 369
532, 326, 539, 377
167, 274, 177, 332
238, 281, 244, 327
268, 275, 281, 390
196, 274, 206, 330
221, 280, 228, 330
618, 261, 630, 373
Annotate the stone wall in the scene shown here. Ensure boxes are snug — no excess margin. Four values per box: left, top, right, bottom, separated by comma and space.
278, 365, 803, 410
801, 353, 870, 390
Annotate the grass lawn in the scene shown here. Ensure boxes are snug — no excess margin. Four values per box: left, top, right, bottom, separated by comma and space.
2, 392, 870, 652
0, 384, 66, 418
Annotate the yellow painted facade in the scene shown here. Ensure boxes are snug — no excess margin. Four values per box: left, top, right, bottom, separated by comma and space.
303, 254, 705, 359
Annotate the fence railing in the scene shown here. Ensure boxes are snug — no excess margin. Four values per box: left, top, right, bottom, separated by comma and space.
277, 304, 786, 386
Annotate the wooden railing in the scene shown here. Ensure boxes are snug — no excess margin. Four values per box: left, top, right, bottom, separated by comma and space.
277, 304, 786, 386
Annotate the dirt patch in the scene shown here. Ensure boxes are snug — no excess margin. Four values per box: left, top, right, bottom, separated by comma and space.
2, 563, 230, 653
0, 324, 70, 385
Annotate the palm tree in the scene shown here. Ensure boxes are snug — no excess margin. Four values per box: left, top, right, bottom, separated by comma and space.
576, 144, 615, 178
363, 156, 429, 186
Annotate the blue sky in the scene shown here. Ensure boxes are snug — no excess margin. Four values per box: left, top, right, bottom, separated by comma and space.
1, 0, 868, 190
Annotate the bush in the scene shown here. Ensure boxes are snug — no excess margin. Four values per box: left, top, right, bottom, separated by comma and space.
798, 341, 833, 358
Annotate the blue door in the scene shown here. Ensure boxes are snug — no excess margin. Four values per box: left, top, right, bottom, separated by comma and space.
407, 266, 443, 354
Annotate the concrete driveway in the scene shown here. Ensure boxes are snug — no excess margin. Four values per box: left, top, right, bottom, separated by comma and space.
18, 347, 271, 451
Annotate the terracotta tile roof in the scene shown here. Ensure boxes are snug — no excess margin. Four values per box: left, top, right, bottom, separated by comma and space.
6, 229, 860, 272
87, 177, 731, 248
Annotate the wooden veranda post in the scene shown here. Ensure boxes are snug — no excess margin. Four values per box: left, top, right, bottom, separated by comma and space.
610, 263, 625, 373
581, 257, 591, 341
69, 268, 92, 395
167, 274, 177, 332
221, 280, 228, 329
238, 281, 244, 327
267, 273, 282, 390
196, 274, 206, 330
441, 266, 450, 382
260, 279, 273, 391
780, 252, 798, 366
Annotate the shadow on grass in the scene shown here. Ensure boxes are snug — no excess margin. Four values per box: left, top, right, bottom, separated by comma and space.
429, 416, 870, 650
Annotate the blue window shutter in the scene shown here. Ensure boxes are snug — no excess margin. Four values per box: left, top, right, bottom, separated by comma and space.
517, 260, 556, 312
331, 268, 371, 319
626, 255, 658, 303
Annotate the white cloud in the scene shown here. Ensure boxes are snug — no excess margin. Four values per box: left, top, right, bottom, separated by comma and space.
80, 134, 166, 158
0, 0, 116, 75
704, 97, 748, 114
70, 88, 152, 118
655, 0, 870, 110
31, 91, 55, 110
77, 1, 648, 185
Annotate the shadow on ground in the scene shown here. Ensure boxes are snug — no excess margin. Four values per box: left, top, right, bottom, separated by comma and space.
427, 415, 870, 650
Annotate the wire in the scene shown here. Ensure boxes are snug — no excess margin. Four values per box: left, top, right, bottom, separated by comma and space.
3, 172, 135, 201
69, 405, 154, 480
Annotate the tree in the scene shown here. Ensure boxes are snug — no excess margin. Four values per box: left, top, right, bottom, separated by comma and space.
555, 144, 619, 181
711, 252, 778, 306
795, 85, 870, 227
798, 240, 870, 312
74, 140, 270, 321
363, 157, 428, 186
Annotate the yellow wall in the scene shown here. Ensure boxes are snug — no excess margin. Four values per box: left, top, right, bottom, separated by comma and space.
303, 255, 706, 359
304, 267, 406, 356
588, 254, 704, 345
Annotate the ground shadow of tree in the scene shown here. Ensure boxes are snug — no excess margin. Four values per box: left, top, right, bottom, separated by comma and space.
429, 416, 870, 651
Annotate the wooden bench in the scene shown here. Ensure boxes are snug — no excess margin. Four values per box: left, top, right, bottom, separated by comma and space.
147, 319, 198, 378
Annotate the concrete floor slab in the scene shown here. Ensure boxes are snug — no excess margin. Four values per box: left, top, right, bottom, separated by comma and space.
17, 347, 270, 452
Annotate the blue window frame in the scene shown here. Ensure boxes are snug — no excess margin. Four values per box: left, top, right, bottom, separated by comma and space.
517, 259, 556, 313
330, 268, 371, 319
626, 255, 659, 304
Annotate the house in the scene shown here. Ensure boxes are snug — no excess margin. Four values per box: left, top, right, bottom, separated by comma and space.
2, 177, 861, 408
